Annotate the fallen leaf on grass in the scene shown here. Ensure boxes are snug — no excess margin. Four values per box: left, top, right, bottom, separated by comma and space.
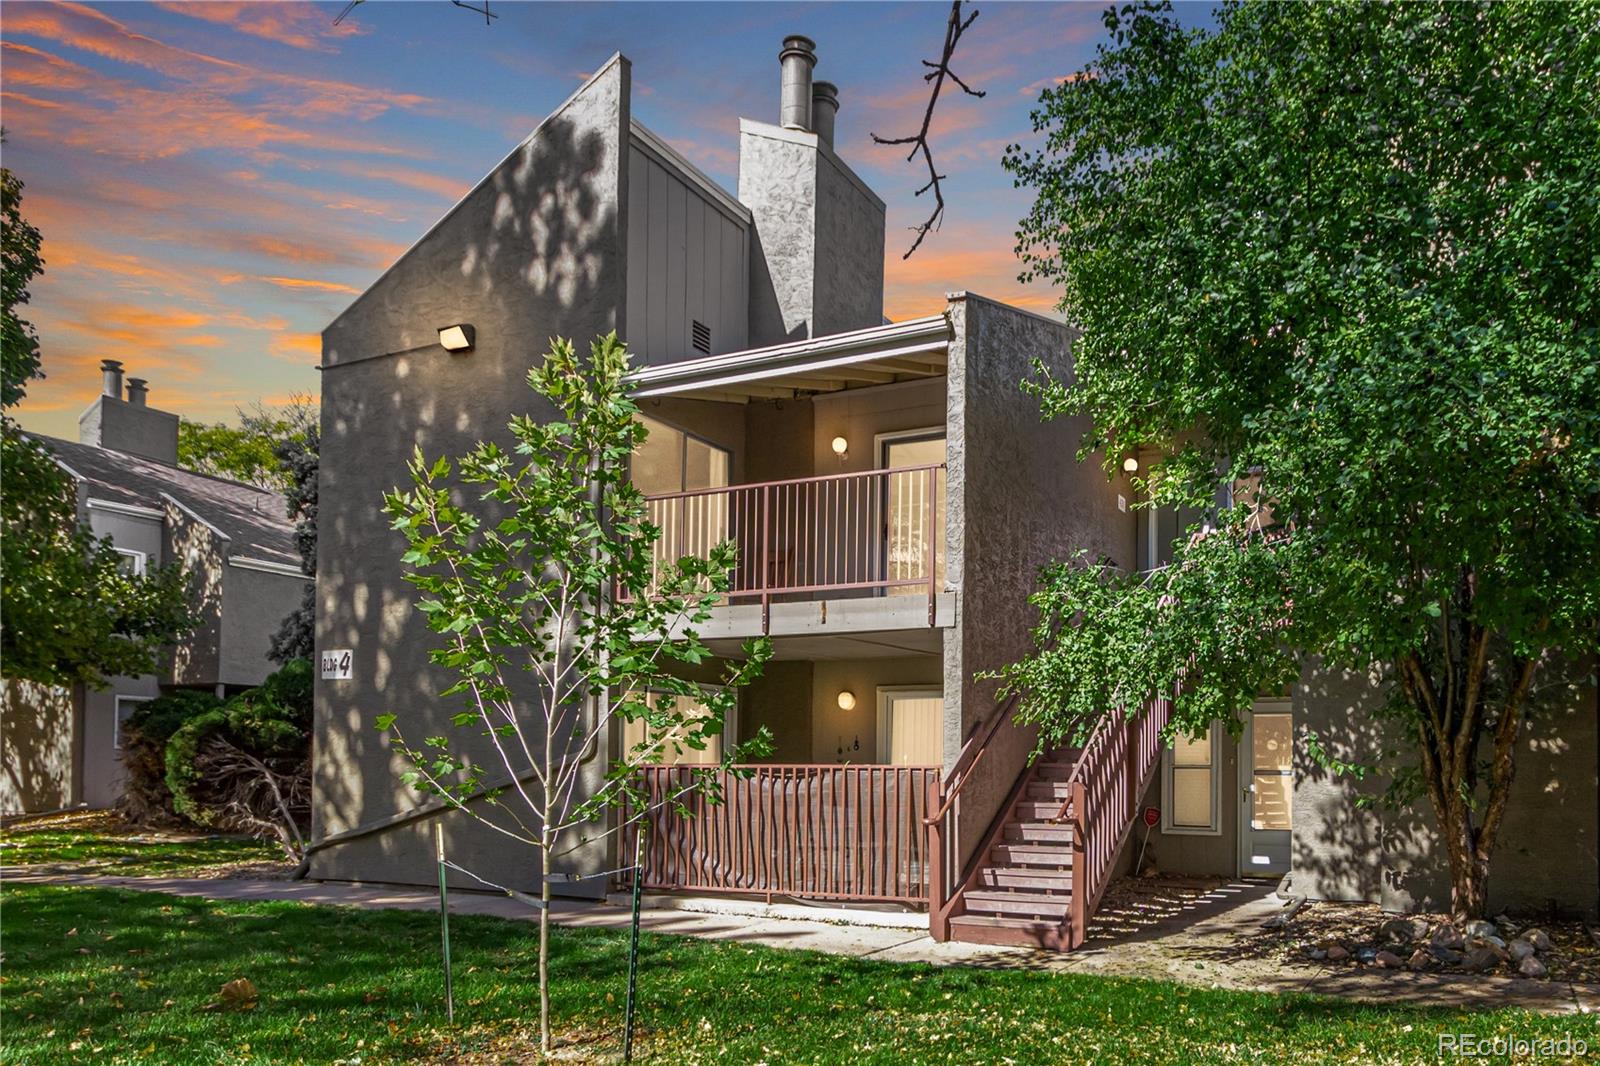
202, 977, 259, 1012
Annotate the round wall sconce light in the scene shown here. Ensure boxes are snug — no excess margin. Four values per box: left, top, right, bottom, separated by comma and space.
831, 436, 850, 461
1122, 456, 1140, 474
836, 690, 856, 711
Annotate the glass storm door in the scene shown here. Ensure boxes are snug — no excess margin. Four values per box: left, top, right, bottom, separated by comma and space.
881, 433, 946, 595
1239, 703, 1293, 876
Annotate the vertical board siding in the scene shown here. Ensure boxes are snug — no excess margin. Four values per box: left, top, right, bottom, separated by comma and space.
625, 143, 749, 364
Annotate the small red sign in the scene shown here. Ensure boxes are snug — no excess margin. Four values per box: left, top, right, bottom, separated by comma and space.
1143, 806, 1161, 828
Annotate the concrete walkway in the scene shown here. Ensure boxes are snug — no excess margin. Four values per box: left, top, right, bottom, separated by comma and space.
8, 869, 1595, 1015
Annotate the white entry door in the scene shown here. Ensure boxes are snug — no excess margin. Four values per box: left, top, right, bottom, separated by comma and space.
1238, 702, 1293, 877
876, 687, 943, 766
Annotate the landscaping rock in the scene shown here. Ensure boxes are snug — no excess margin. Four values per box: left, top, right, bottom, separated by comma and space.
1509, 939, 1537, 963
1375, 950, 1404, 969
1303, 946, 1328, 961
1519, 955, 1548, 979
1326, 944, 1350, 962
1355, 945, 1379, 964
1379, 917, 1428, 944
1406, 948, 1432, 971
1429, 946, 1464, 965
1477, 934, 1508, 950
1464, 919, 1498, 940
1524, 928, 1553, 953
1429, 926, 1465, 951
1463, 946, 1505, 973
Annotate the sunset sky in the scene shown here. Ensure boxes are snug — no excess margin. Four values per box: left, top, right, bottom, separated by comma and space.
3, 1, 1213, 438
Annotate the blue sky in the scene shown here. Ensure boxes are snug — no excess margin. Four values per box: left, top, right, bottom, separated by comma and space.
2, 1, 1215, 437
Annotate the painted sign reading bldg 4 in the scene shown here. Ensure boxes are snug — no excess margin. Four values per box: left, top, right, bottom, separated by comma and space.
321, 649, 353, 680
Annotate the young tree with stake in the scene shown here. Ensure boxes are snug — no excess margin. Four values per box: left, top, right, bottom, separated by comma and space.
380, 333, 770, 1051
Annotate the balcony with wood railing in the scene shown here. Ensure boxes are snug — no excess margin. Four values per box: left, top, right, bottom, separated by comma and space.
626, 464, 947, 631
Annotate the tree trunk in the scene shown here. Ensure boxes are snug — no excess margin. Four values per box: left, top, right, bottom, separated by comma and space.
540, 842, 551, 1054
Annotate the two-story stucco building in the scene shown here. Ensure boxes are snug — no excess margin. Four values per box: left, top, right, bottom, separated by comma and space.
308, 38, 1597, 948
1, 362, 309, 814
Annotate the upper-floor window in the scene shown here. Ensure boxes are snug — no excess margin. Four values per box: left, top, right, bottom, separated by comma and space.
115, 548, 148, 577
630, 414, 730, 495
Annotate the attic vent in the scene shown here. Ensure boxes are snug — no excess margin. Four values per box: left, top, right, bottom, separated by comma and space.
691, 320, 712, 354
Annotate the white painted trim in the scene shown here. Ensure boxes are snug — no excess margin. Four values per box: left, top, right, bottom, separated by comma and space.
627, 316, 949, 398
875, 685, 944, 767
1237, 697, 1294, 876
87, 497, 164, 521
228, 556, 307, 579
158, 492, 231, 543
629, 120, 751, 224
874, 426, 946, 469
1161, 720, 1224, 836
114, 547, 148, 577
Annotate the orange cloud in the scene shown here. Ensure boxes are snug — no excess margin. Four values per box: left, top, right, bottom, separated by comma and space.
323, 160, 471, 202
221, 274, 362, 296
152, 1, 367, 53
269, 332, 323, 364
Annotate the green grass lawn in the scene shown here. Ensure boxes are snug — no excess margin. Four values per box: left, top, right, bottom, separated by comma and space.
0, 811, 284, 877
4, 883, 1596, 1065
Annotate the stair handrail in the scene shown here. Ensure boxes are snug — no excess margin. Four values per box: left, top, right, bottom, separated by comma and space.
925, 690, 1021, 827
1049, 709, 1118, 824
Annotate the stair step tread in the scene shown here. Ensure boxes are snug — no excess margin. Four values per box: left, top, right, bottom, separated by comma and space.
966, 889, 1071, 903
990, 845, 1074, 866
977, 869, 1074, 887
950, 914, 1062, 931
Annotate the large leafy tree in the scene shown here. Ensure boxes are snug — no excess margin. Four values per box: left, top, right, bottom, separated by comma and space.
267, 419, 317, 665
382, 333, 770, 1051
177, 394, 316, 492
1001, 2, 1598, 917
1, 152, 195, 686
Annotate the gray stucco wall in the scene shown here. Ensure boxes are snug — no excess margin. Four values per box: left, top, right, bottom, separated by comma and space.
810, 656, 944, 763
220, 565, 310, 687
942, 293, 1139, 862
311, 56, 632, 893
1294, 661, 1598, 918
740, 661, 814, 763
0, 680, 78, 813
163, 498, 224, 687
810, 144, 885, 339
82, 675, 160, 809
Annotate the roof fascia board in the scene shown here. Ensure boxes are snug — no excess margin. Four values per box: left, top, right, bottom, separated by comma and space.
159, 491, 231, 545
87, 497, 164, 521
228, 556, 307, 579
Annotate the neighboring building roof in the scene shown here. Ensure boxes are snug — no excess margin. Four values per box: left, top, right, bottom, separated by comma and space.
34, 435, 299, 568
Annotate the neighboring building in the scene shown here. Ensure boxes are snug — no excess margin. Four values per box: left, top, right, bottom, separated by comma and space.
309, 39, 1597, 945
0, 362, 308, 813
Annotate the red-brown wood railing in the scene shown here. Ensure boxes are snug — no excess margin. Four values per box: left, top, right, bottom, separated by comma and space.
924, 692, 1022, 940
624, 464, 946, 629
629, 764, 939, 903
1060, 689, 1174, 948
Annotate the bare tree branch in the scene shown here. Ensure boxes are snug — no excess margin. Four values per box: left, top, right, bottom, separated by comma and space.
872, 0, 986, 258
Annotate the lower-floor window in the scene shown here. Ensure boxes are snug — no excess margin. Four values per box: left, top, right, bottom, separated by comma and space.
1162, 721, 1221, 834
620, 688, 733, 767
113, 695, 153, 751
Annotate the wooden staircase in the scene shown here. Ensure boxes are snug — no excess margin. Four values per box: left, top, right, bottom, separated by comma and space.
947, 756, 1082, 949
928, 689, 1174, 951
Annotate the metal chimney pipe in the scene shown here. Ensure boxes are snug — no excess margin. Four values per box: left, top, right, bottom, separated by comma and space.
811, 81, 839, 147
100, 359, 124, 399
126, 378, 148, 406
779, 35, 817, 131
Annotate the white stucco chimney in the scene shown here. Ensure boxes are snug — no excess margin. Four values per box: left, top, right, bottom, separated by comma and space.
779, 35, 816, 131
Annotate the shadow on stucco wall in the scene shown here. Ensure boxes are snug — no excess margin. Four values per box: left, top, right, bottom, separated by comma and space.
0, 679, 76, 813
314, 67, 630, 891
1293, 657, 1598, 919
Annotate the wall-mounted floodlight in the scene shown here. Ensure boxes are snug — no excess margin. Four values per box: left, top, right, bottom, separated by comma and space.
438, 324, 475, 352
836, 690, 856, 711
1122, 456, 1140, 474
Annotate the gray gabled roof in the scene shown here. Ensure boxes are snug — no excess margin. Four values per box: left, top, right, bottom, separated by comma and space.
34, 435, 299, 568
